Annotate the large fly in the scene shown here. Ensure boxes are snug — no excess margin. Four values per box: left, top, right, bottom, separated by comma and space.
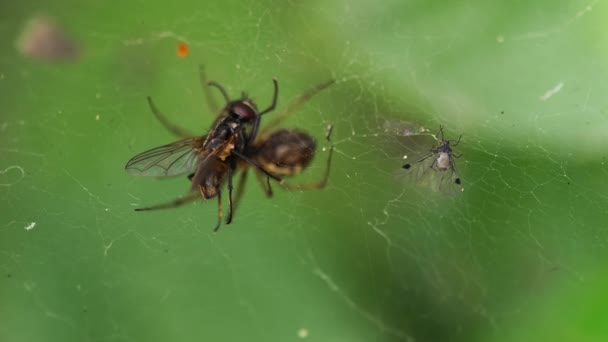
125, 66, 281, 232
125, 66, 335, 232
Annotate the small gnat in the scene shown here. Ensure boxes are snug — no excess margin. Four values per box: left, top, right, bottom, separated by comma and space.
401, 126, 463, 194
24, 222, 36, 231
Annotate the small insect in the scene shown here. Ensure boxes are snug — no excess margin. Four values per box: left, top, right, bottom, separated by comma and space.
402, 126, 463, 193
125, 66, 334, 231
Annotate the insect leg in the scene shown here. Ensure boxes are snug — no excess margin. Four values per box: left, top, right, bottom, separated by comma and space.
429, 157, 438, 170
254, 171, 273, 197
199, 65, 220, 115
449, 156, 458, 172
207, 81, 231, 108
248, 78, 279, 145
402, 152, 434, 169
446, 158, 462, 187
260, 79, 335, 135
212, 188, 223, 233
231, 150, 282, 182
259, 78, 279, 115
134, 191, 200, 211
266, 176, 273, 196
226, 163, 235, 225
147, 96, 196, 138
232, 169, 249, 212
436, 125, 445, 140
279, 149, 333, 191
451, 134, 463, 146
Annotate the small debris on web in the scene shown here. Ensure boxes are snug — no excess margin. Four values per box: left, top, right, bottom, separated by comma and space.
539, 82, 564, 101
24, 222, 36, 231
16, 15, 81, 62
382, 120, 430, 137
177, 41, 189, 58
297, 328, 309, 338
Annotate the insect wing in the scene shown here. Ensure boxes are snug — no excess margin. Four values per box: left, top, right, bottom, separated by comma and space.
402, 152, 463, 195
125, 138, 199, 177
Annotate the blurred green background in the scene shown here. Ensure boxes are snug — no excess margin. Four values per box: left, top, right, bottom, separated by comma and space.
2, 0, 608, 341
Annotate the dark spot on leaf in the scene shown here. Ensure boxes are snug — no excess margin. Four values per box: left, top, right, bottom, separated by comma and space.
402, 164, 411, 170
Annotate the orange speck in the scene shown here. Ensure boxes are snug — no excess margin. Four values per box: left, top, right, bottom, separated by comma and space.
177, 42, 189, 58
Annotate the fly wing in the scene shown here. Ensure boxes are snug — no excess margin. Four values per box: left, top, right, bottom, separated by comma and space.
125, 138, 200, 177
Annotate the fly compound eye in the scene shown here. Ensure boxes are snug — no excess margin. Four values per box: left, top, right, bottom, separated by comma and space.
230, 101, 258, 122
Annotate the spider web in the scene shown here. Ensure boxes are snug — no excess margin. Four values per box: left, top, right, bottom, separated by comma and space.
2, 1, 608, 341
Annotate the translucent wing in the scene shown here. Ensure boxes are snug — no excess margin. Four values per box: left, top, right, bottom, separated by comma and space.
125, 138, 200, 177
401, 152, 463, 195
